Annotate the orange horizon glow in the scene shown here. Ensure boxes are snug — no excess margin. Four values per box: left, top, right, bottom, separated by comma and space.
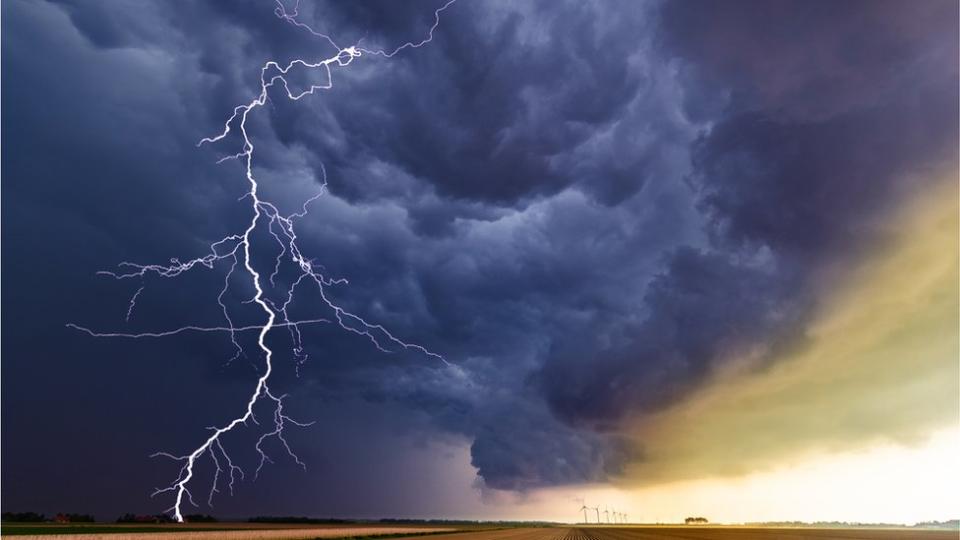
438, 172, 960, 525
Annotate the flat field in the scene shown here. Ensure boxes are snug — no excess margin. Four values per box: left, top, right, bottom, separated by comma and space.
0, 523, 458, 539
2, 524, 957, 540
561, 526, 959, 540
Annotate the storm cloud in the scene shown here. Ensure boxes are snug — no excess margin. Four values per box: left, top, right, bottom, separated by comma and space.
2, 0, 957, 517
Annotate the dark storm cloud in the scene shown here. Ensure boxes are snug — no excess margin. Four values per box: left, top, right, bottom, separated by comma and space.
658, 0, 959, 121
692, 102, 957, 258
3, 0, 957, 518
469, 401, 638, 491
3, 0, 693, 512
261, 0, 685, 207
182, 0, 700, 490
660, 0, 959, 256
541, 246, 803, 429
535, 0, 958, 430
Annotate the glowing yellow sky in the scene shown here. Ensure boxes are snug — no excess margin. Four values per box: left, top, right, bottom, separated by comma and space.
465, 172, 960, 524
606, 173, 958, 522
624, 173, 958, 485
494, 427, 960, 524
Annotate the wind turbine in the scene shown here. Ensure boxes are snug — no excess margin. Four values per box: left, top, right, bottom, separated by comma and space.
593, 506, 600, 523
580, 503, 589, 524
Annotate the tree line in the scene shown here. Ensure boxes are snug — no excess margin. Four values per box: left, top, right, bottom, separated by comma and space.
2, 512, 95, 523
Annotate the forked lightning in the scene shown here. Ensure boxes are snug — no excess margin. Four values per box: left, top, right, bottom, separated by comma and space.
69, 0, 456, 522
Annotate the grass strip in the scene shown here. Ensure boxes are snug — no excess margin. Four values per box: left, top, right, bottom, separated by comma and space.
0, 526, 503, 537
0, 525, 248, 536
320, 529, 505, 540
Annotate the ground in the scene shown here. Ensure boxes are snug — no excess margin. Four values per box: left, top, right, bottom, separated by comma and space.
1, 524, 957, 540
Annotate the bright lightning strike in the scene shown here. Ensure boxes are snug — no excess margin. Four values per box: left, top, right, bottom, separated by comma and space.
69, 0, 455, 522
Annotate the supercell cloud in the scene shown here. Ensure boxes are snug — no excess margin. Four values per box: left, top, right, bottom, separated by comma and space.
2, 0, 957, 516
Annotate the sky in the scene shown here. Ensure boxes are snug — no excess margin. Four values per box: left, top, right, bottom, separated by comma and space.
2, 0, 958, 525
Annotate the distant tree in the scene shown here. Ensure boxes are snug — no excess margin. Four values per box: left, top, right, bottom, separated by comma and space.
914, 520, 960, 529
2, 512, 47, 522
685, 517, 708, 524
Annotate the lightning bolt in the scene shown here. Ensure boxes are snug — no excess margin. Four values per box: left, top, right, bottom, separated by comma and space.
69, 0, 455, 522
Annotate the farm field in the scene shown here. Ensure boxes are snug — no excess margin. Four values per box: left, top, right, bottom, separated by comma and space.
561, 526, 960, 540
0, 523, 459, 539
2, 525, 958, 540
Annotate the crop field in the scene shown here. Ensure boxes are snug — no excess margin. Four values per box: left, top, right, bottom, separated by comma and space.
0, 523, 458, 539
430, 527, 960, 540
1, 525, 957, 540
560, 526, 960, 540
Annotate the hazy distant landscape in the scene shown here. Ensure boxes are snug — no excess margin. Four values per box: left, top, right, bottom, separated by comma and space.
3, 523, 959, 540
3, 516, 959, 540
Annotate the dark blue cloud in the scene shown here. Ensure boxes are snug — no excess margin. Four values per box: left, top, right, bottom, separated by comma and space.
2, 0, 957, 518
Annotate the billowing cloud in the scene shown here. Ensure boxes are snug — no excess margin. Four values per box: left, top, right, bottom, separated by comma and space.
2, 0, 957, 519
533, 0, 958, 471
625, 176, 959, 483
